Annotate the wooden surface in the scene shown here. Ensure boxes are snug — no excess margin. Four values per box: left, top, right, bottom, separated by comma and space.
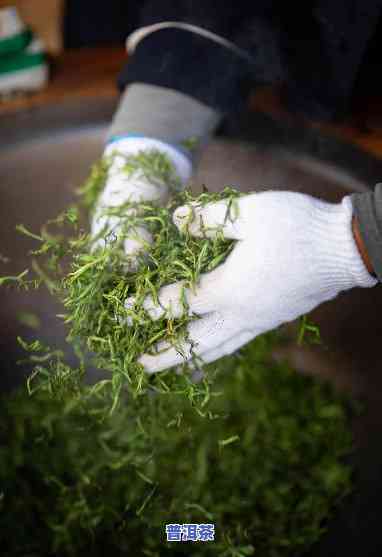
1, 46, 382, 161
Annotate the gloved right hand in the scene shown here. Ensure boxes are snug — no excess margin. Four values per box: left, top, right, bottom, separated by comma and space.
135, 190, 377, 373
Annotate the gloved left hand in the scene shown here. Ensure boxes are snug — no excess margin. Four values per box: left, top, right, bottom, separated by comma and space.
91, 137, 191, 264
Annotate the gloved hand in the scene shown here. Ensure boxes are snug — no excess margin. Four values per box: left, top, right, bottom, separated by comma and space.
137, 190, 377, 373
91, 137, 191, 263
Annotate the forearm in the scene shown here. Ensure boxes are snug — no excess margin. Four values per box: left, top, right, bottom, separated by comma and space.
107, 7, 258, 190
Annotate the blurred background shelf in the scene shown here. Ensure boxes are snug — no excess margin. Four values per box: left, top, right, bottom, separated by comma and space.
0, 47, 126, 115
1, 0, 382, 159
1, 47, 382, 164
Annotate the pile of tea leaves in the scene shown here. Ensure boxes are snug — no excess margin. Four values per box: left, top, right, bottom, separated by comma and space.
0, 149, 353, 556
0, 333, 353, 557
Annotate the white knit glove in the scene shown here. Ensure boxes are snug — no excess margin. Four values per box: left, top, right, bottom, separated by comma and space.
138, 190, 377, 373
91, 137, 191, 260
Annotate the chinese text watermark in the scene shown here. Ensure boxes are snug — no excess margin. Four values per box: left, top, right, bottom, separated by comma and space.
165, 523, 215, 542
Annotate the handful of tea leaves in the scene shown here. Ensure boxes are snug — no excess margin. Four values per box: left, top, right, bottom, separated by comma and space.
14, 152, 247, 413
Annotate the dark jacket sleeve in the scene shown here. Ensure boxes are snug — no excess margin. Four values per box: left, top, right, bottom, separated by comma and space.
117, 27, 255, 114
117, 0, 270, 114
352, 184, 382, 281
64, 0, 382, 119
117, 0, 382, 119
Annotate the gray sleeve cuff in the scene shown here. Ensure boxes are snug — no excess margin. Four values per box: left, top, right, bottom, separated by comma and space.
351, 183, 382, 281
107, 83, 221, 163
